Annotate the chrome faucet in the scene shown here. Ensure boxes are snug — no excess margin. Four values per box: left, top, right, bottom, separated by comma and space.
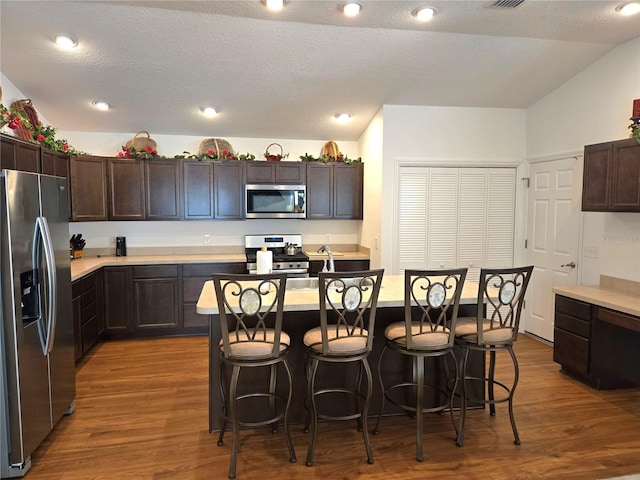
317, 245, 335, 272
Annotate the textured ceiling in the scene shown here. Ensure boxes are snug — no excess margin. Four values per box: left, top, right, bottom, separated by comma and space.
1, 1, 638, 142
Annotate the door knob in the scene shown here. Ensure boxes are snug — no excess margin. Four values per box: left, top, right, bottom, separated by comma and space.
560, 261, 576, 268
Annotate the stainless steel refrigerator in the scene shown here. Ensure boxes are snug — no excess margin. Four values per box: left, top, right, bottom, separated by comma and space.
0, 170, 76, 478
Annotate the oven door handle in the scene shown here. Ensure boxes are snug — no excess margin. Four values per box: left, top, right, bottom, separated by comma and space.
249, 268, 309, 275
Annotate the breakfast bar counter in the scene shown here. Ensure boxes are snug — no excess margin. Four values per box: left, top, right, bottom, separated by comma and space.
197, 274, 485, 432
196, 274, 482, 314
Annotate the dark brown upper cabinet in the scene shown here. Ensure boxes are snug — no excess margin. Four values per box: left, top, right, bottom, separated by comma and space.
582, 138, 640, 212
183, 160, 214, 220
144, 159, 181, 220
306, 162, 363, 219
108, 158, 146, 220
40, 148, 70, 179
306, 163, 334, 219
334, 162, 363, 219
214, 161, 244, 219
245, 161, 306, 184
70, 155, 108, 222
611, 139, 640, 210
0, 134, 40, 173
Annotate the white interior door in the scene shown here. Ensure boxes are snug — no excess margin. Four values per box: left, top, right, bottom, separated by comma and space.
524, 157, 582, 342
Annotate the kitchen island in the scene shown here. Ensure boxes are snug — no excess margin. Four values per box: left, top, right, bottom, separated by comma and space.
197, 274, 486, 432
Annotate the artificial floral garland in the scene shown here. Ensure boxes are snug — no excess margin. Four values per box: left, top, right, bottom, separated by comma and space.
1, 101, 84, 154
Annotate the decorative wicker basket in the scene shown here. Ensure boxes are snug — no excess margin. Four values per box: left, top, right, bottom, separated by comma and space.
265, 143, 285, 162
125, 131, 157, 152
10, 99, 39, 141
199, 138, 233, 156
14, 124, 34, 141
321, 140, 341, 160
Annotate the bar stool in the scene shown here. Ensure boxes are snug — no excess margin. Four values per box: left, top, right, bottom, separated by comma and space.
454, 266, 533, 447
212, 272, 296, 479
302, 269, 384, 467
373, 268, 467, 461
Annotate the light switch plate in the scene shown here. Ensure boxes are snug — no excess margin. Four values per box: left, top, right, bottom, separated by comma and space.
584, 245, 599, 258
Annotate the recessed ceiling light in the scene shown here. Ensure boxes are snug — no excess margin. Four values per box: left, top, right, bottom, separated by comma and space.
342, 3, 362, 17
264, 0, 285, 11
616, 2, 640, 15
335, 113, 351, 122
92, 101, 110, 111
413, 7, 436, 22
54, 35, 77, 50
201, 107, 218, 118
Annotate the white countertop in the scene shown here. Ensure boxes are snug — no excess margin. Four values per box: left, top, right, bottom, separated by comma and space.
196, 274, 481, 314
70, 250, 370, 282
553, 285, 640, 317
70, 254, 247, 281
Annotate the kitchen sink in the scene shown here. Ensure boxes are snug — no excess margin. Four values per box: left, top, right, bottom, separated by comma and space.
285, 277, 379, 291
286, 277, 320, 290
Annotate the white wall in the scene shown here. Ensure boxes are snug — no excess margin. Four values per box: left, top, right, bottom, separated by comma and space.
358, 108, 384, 268
375, 105, 527, 274
1, 73, 50, 124
526, 36, 640, 284
57, 130, 359, 164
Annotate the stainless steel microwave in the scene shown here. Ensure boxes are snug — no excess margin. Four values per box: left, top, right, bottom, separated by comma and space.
245, 184, 306, 219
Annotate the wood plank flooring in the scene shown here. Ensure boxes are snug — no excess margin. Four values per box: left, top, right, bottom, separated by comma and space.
26, 335, 640, 480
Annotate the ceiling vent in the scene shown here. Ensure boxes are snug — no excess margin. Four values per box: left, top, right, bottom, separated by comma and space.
488, 0, 525, 8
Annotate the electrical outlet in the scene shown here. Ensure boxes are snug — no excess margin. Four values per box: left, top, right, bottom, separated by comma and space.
325, 234, 331, 243
584, 245, 599, 258
203, 234, 211, 245
374, 237, 379, 250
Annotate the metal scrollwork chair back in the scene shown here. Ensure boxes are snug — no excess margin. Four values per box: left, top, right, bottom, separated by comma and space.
302, 269, 384, 468
212, 272, 296, 479
454, 265, 534, 448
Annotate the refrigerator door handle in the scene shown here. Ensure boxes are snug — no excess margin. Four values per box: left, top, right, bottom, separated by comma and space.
36, 216, 57, 354
33, 217, 47, 355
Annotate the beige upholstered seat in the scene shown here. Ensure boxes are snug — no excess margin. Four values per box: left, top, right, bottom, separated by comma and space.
218, 330, 291, 357
454, 266, 533, 448
212, 273, 296, 479
303, 325, 368, 353
373, 269, 467, 462
303, 269, 384, 467
454, 317, 514, 343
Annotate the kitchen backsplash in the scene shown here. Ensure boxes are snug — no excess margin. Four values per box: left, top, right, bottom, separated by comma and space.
70, 219, 362, 254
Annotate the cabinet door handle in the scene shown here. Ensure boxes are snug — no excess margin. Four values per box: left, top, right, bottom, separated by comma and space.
560, 261, 576, 268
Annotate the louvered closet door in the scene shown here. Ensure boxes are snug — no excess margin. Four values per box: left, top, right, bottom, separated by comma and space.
398, 167, 429, 271
486, 169, 516, 270
457, 169, 488, 283
426, 168, 457, 270
396, 166, 515, 280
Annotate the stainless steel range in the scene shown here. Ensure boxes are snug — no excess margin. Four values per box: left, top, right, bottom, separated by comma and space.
245, 234, 309, 277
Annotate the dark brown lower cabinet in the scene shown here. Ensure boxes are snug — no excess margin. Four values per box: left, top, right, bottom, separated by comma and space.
103, 266, 133, 335
71, 271, 102, 362
182, 263, 247, 330
72, 283, 83, 362
100, 262, 246, 340
554, 294, 640, 389
132, 265, 180, 333
553, 295, 593, 383
309, 259, 370, 276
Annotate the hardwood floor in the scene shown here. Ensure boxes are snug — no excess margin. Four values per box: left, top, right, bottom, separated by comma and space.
27, 334, 640, 480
